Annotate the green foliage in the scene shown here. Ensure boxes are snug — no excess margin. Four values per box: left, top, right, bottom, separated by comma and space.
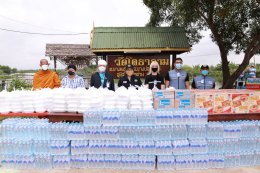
143, 0, 260, 88
8, 79, 32, 92
79, 65, 97, 76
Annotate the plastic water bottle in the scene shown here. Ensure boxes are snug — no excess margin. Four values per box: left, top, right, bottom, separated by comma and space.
83, 110, 102, 126
240, 151, 255, 167
138, 141, 155, 155
241, 121, 257, 138
208, 153, 224, 169
206, 122, 224, 139
224, 152, 240, 168
157, 155, 175, 170
68, 123, 85, 140
224, 139, 240, 153
87, 154, 104, 168
172, 139, 190, 155
70, 154, 88, 168
138, 155, 155, 170
50, 140, 70, 155
255, 151, 260, 166
120, 110, 137, 126
207, 139, 224, 154
188, 125, 206, 139
53, 155, 70, 169
175, 154, 192, 170
50, 123, 69, 140
189, 139, 208, 154
154, 126, 172, 140
103, 111, 120, 127
155, 110, 173, 125
155, 141, 172, 155
121, 154, 139, 169
33, 140, 50, 155
34, 154, 52, 169
71, 140, 89, 155
172, 125, 187, 140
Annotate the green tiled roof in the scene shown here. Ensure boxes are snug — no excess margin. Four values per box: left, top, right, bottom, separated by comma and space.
90, 27, 190, 51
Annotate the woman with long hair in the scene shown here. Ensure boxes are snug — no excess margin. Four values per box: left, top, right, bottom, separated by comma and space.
145, 61, 165, 90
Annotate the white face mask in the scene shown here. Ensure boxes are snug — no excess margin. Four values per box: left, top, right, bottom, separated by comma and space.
41, 65, 49, 71
98, 66, 106, 73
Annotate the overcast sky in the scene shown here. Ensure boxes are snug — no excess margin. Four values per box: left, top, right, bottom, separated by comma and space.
0, 0, 258, 70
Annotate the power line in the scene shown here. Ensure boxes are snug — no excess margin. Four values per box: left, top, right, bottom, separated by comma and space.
0, 27, 88, 35
0, 13, 83, 34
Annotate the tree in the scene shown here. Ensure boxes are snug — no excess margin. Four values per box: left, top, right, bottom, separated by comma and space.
143, 0, 260, 88
0, 65, 12, 74
8, 79, 32, 92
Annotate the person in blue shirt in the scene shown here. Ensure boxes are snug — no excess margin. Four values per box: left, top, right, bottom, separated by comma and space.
61, 64, 85, 89
165, 58, 190, 89
192, 65, 215, 89
90, 60, 115, 91
249, 65, 257, 78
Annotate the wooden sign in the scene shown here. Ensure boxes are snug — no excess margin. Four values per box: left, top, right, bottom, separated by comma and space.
107, 55, 170, 78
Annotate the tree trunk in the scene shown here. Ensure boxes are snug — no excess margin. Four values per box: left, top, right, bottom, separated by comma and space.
223, 35, 260, 89
220, 52, 231, 88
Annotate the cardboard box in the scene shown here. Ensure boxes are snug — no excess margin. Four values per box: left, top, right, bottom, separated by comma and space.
231, 93, 250, 114
249, 92, 260, 113
174, 90, 195, 109
213, 93, 232, 114
194, 92, 214, 114
153, 98, 175, 109
153, 90, 175, 99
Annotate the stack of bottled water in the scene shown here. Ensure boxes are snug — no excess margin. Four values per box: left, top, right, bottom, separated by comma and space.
2, 109, 260, 170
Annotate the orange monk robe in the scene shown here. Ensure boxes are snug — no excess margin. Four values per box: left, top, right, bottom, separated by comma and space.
33, 70, 61, 90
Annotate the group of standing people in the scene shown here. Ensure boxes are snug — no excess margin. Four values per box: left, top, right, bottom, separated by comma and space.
33, 58, 216, 91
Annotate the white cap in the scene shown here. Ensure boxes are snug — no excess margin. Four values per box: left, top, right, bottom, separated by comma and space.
98, 60, 107, 66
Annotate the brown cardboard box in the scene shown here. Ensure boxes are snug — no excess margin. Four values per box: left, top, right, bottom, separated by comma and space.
153, 98, 175, 109
195, 92, 214, 114
231, 92, 250, 114
249, 92, 260, 113
153, 90, 175, 99
174, 90, 195, 109
213, 93, 232, 114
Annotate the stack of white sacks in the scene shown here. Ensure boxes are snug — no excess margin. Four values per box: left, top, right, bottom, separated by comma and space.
0, 86, 153, 114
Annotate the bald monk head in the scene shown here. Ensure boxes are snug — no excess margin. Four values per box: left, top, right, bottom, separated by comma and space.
40, 59, 50, 71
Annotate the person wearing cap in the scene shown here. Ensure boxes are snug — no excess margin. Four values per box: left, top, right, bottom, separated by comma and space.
192, 65, 215, 89
145, 61, 165, 90
61, 64, 85, 88
249, 65, 256, 78
165, 58, 190, 89
118, 64, 142, 89
33, 59, 61, 90
90, 59, 115, 91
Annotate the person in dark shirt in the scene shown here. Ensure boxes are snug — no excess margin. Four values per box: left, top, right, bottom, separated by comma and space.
90, 60, 115, 91
145, 61, 165, 90
118, 64, 142, 89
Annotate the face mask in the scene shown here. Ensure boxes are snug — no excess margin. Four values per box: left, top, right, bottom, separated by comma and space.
98, 66, 106, 73
175, 63, 183, 70
68, 71, 75, 76
152, 68, 158, 72
41, 65, 49, 71
201, 70, 209, 76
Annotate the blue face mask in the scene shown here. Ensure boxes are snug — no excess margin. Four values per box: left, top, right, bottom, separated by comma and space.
201, 70, 209, 76
175, 63, 183, 70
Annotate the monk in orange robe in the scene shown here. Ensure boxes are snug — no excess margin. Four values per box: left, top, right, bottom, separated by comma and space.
33, 59, 61, 90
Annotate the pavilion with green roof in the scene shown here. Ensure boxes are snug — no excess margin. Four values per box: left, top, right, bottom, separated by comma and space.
90, 27, 191, 78
91, 27, 190, 55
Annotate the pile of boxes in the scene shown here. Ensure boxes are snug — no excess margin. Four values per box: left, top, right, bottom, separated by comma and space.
153, 89, 260, 114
